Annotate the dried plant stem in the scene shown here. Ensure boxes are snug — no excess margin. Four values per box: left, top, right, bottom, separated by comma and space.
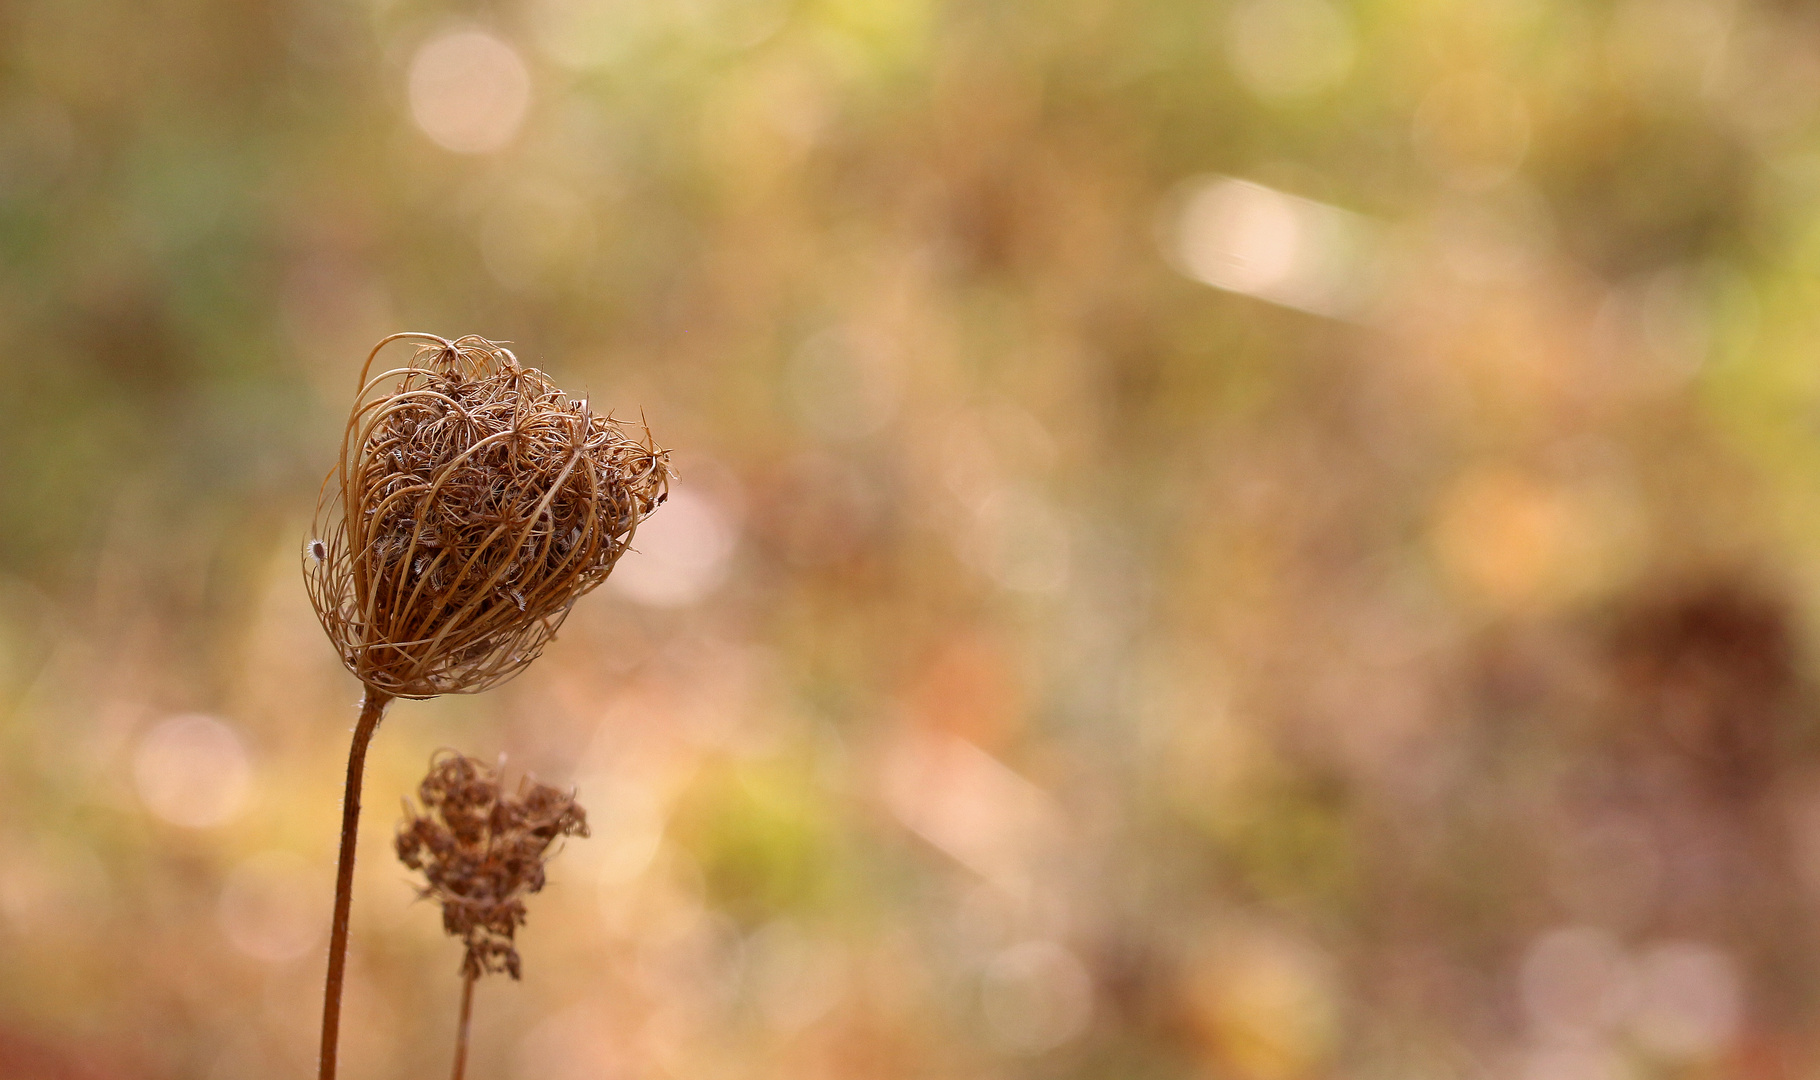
451, 972, 476, 1080
318, 688, 392, 1080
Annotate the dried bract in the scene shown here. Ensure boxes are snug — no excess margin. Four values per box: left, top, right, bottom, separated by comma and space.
305, 333, 669, 698
396, 751, 589, 980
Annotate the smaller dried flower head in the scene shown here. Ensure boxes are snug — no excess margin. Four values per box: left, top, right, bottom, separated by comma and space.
395, 751, 588, 980
306, 333, 669, 699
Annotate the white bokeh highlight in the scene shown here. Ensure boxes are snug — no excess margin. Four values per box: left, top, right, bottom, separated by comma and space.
1516, 928, 1744, 1065
132, 713, 251, 828
610, 485, 738, 607
1520, 926, 1635, 1039
408, 30, 532, 154
962, 487, 1072, 594
1629, 941, 1743, 1061
1169, 177, 1379, 318
980, 940, 1094, 1054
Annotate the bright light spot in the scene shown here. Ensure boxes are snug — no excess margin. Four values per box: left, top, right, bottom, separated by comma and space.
1226, 0, 1355, 101
789, 326, 901, 440
1411, 74, 1530, 190
1628, 941, 1742, 1061
981, 940, 1093, 1054
1180, 180, 1298, 293
962, 488, 1071, 594
1520, 926, 1635, 1039
408, 30, 532, 154
881, 729, 1063, 892
218, 851, 322, 962
133, 713, 251, 828
1169, 177, 1378, 318
610, 485, 737, 607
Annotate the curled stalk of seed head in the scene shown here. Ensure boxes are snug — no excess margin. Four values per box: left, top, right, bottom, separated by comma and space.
396, 752, 589, 1080
304, 333, 666, 1080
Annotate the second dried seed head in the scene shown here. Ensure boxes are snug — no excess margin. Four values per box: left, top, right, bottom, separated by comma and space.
396, 751, 589, 980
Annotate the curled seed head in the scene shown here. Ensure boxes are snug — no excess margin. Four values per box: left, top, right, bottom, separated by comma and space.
304, 333, 670, 699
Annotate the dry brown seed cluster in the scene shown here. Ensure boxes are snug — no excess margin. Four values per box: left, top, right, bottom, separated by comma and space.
396, 751, 589, 980
305, 333, 669, 699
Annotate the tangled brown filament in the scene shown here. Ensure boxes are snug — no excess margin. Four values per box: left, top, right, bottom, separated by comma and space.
397, 751, 589, 980
305, 333, 669, 699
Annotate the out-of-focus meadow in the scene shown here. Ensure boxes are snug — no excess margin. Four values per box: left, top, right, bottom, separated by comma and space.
6, 0, 1820, 1077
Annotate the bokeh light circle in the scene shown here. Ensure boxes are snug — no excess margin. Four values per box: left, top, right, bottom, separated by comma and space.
980, 940, 1093, 1054
609, 486, 737, 607
408, 30, 532, 154
132, 713, 251, 828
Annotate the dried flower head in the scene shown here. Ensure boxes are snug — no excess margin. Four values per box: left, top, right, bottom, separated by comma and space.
395, 751, 588, 980
305, 333, 669, 699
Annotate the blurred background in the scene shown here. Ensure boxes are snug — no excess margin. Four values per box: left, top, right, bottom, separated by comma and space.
4, 0, 1820, 1077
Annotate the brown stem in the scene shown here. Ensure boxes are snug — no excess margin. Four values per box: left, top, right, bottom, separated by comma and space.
318, 688, 392, 1080
451, 972, 477, 1080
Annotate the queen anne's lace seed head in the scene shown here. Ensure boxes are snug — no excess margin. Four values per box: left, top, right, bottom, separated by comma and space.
304, 333, 669, 699
395, 751, 589, 980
